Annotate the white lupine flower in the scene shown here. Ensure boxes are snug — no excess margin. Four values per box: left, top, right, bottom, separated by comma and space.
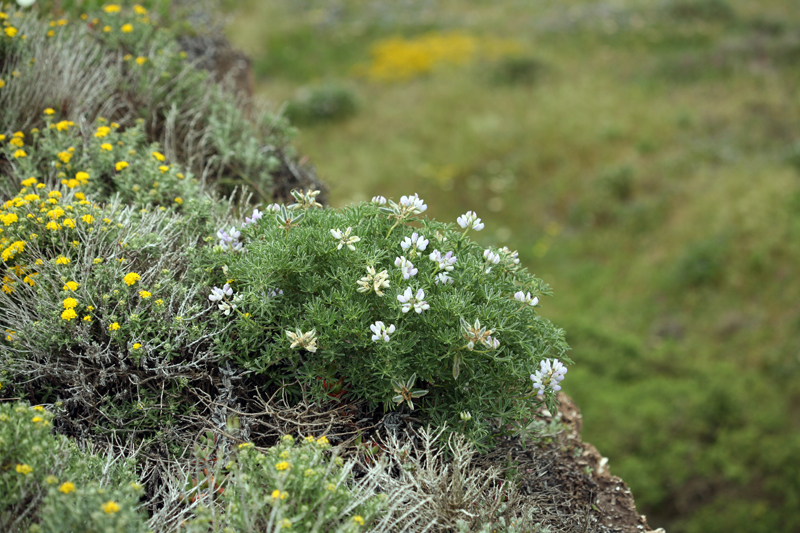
429, 249, 457, 272
243, 208, 263, 227
457, 211, 484, 231
357, 267, 390, 296
264, 203, 282, 214
16, 0, 36, 7
394, 256, 418, 279
435, 272, 453, 285
484, 248, 501, 273
397, 287, 429, 314
400, 232, 429, 256
514, 291, 539, 306
372, 196, 387, 205
399, 193, 427, 214
286, 328, 318, 352
530, 359, 568, 397
370, 321, 396, 342
485, 335, 500, 349
209, 283, 233, 302
330, 227, 361, 251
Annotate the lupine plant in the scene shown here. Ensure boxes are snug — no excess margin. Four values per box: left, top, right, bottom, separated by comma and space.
199, 192, 571, 449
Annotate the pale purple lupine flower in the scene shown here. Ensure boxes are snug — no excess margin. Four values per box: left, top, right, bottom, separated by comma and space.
457, 211, 484, 231
217, 227, 243, 252
401, 232, 429, 256
399, 193, 427, 214
429, 249, 457, 272
435, 272, 453, 285
370, 321, 396, 342
264, 203, 282, 214
514, 291, 539, 306
372, 196, 387, 205
209, 284, 238, 315
243, 208, 264, 227
266, 288, 284, 298
397, 287, 429, 314
531, 359, 568, 397
394, 256, 418, 279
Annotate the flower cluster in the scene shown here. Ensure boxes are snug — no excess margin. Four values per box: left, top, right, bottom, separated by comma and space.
356, 266, 390, 296
370, 321, 395, 342
209, 283, 240, 315
530, 359, 568, 397
217, 227, 243, 252
397, 287, 429, 314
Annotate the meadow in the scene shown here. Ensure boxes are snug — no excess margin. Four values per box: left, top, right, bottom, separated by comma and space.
224, 0, 800, 531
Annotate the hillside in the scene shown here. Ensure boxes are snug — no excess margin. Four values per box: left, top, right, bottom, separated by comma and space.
225, 1, 800, 531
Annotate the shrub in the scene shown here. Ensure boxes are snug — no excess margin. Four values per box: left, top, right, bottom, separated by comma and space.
489, 56, 546, 86
0, 401, 144, 532
181, 435, 389, 532
197, 195, 570, 450
285, 84, 358, 126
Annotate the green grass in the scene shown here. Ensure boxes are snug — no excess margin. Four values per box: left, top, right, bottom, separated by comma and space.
225, 0, 800, 531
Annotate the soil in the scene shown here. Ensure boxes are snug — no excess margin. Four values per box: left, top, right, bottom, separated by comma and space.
472, 393, 664, 533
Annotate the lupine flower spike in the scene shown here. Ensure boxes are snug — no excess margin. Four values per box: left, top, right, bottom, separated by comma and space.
397, 287, 429, 314
530, 359, 568, 397
370, 321, 395, 342
330, 227, 361, 251
457, 211, 484, 232
514, 290, 539, 311
286, 328, 318, 352
394, 256, 418, 279
357, 266, 390, 296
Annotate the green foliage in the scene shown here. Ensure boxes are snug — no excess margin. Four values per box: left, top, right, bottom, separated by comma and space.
182, 435, 384, 532
285, 84, 359, 126
196, 196, 569, 449
489, 56, 545, 86
0, 401, 144, 532
671, 235, 728, 288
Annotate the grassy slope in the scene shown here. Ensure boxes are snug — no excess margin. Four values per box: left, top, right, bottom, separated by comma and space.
226, 1, 800, 531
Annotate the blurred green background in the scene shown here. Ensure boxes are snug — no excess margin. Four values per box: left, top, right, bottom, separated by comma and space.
221, 0, 800, 531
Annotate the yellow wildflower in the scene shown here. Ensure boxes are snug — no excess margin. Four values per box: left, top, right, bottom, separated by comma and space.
63, 297, 78, 308
123, 272, 140, 286
132, 343, 141, 349
32, 416, 43, 423
133, 4, 147, 15
121, 23, 133, 33
0, 80, 4, 89
109, 322, 120, 331
5, 27, 18, 38
82, 214, 94, 224
61, 309, 77, 321
15, 464, 32, 475
353, 516, 365, 526
46, 221, 61, 231
1, 240, 24, 262
57, 151, 71, 163
139, 290, 151, 299
93, 258, 103, 264
83, 315, 92, 322
49, 191, 62, 199
135, 56, 147, 66
62, 218, 76, 228
21, 177, 37, 187
55, 120, 73, 131
176, 173, 184, 180
103, 25, 111, 33
95, 126, 111, 138
103, 5, 121, 13
101, 143, 112, 151
64, 281, 81, 294
158, 165, 169, 173
101, 501, 121, 514
9, 137, 24, 147
155, 299, 163, 306
76, 171, 89, 182
59, 481, 76, 494
151, 151, 165, 161
45, 475, 58, 484
55, 256, 70, 265
1, 213, 18, 225
115, 161, 129, 171
44, 108, 55, 115
13, 149, 27, 158
275, 461, 290, 471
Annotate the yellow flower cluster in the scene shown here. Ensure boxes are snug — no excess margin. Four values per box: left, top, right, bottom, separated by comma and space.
363, 32, 522, 82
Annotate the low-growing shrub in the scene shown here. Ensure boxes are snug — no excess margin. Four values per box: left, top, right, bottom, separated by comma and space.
0, 401, 144, 532
285, 84, 358, 126
198, 195, 570, 450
